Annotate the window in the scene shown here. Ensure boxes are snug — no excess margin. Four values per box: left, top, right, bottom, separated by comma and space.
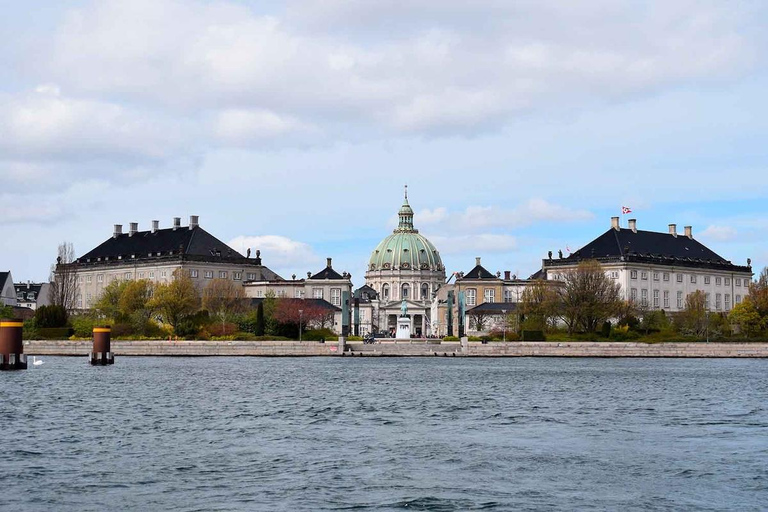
631, 270, 638, 279
663, 272, 670, 282
653, 272, 660, 281
295, 288, 303, 298
160, 270, 167, 279
204, 271, 213, 279
631, 288, 638, 302
401, 284, 410, 299
641, 289, 648, 306
219, 271, 228, 279
641, 271, 648, 280
97, 274, 104, 283
677, 274, 683, 283
715, 293, 721, 310
189, 269, 198, 278
484, 289, 495, 303
677, 291, 683, 309
86, 293, 92, 303
85, 275, 92, 284
704, 276, 710, 285
736, 295, 742, 304
466, 288, 477, 306
705, 293, 710, 309
313, 288, 323, 299
504, 290, 514, 303
245, 273, 254, 280
653, 290, 659, 308
138, 272, 145, 279
715, 277, 721, 286
331, 288, 341, 306
663, 290, 670, 309
691, 275, 697, 284
724, 278, 730, 286
123, 272, 131, 279
149, 271, 155, 279
725, 294, 731, 310
736, 278, 741, 287
421, 284, 429, 300
382, 284, 390, 299
609, 271, 619, 279
233, 272, 242, 281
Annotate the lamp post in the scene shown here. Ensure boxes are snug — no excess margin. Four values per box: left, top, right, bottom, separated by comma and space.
501, 309, 507, 342
299, 309, 303, 342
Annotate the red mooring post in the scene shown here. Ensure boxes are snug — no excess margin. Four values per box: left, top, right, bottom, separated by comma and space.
90, 326, 114, 366
0, 319, 27, 370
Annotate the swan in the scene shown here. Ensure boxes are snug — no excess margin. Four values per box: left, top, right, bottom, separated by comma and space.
30, 356, 44, 366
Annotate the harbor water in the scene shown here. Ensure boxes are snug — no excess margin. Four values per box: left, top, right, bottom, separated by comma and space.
1, 357, 767, 511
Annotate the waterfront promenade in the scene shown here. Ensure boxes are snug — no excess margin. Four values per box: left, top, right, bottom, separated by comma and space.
24, 339, 768, 357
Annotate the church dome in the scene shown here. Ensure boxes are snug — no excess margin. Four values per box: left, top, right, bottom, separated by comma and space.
368, 190, 444, 272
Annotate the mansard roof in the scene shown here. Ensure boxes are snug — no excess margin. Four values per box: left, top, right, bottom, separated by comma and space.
310, 267, 344, 280
546, 227, 751, 273
354, 285, 378, 301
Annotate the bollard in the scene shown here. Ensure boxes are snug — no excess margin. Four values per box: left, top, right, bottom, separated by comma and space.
90, 326, 114, 366
0, 319, 27, 370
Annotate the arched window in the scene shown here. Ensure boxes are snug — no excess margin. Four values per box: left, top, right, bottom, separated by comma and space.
382, 284, 390, 299
402, 283, 410, 299
421, 283, 429, 300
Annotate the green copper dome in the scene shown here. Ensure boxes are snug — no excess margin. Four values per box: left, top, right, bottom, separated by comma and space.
368, 189, 444, 272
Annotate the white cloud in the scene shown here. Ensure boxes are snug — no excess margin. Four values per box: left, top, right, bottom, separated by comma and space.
427, 234, 517, 256
213, 109, 311, 145
227, 235, 320, 273
700, 225, 738, 242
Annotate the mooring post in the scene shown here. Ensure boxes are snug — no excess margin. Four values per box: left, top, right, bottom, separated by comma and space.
90, 326, 114, 366
0, 319, 27, 370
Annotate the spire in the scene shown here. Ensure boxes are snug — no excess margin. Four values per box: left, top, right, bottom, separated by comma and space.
395, 187, 417, 233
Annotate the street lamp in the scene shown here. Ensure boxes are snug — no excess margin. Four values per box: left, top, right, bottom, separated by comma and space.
501, 309, 507, 341
299, 309, 303, 342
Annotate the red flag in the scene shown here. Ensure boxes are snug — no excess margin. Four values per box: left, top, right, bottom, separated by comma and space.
621, 206, 632, 214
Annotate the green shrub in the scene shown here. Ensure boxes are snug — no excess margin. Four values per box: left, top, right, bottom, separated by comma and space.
22, 319, 39, 340
303, 328, 337, 341
443, 335, 459, 341
468, 336, 483, 341
521, 330, 546, 341
36, 327, 74, 339
601, 321, 612, 338
346, 335, 363, 341
0, 305, 14, 319
208, 322, 239, 337
609, 329, 641, 341
35, 305, 68, 328
70, 314, 101, 338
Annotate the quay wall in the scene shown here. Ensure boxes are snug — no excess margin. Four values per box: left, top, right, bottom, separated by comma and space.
23, 339, 768, 358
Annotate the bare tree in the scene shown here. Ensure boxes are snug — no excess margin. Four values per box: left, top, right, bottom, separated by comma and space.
49, 242, 80, 311
468, 309, 491, 333
558, 260, 622, 334
520, 280, 560, 331
202, 278, 247, 331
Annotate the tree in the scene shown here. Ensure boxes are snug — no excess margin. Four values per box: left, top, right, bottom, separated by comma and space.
520, 280, 560, 331
119, 280, 155, 334
255, 302, 265, 336
49, 242, 80, 311
468, 308, 490, 333
94, 280, 129, 320
678, 290, 707, 336
729, 300, 764, 337
273, 299, 334, 331
202, 278, 246, 331
34, 305, 69, 328
150, 269, 200, 333
557, 260, 622, 334
747, 267, 768, 319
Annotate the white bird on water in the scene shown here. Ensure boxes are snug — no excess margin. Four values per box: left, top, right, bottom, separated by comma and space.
30, 356, 44, 366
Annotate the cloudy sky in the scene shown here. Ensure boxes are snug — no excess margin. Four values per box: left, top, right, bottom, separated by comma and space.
2, 0, 767, 285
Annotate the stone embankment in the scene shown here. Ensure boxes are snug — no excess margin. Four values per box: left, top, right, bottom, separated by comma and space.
23, 339, 768, 357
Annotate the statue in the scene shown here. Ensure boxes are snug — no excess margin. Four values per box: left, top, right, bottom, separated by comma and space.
558, 250, 563, 259
400, 300, 408, 317
548, 250, 552, 260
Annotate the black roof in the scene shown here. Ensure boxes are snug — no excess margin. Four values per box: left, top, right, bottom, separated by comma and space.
528, 269, 546, 280
0, 272, 10, 290
248, 297, 341, 311
467, 302, 518, 313
545, 228, 751, 272
310, 266, 344, 280
462, 264, 497, 280
14, 283, 44, 301
354, 285, 378, 301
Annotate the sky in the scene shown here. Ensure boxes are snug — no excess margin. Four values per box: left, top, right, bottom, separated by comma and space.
2, 0, 767, 287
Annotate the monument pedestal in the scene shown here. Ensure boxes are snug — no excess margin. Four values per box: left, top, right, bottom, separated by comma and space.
395, 317, 411, 340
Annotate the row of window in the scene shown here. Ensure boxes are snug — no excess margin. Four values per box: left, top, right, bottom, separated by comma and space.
630, 288, 742, 310
627, 270, 747, 287
81, 269, 258, 284
381, 283, 431, 301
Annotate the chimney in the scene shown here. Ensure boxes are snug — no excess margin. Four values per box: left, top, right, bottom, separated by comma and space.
129, 222, 138, 236
173, 217, 181, 231
669, 224, 677, 237
327, 257, 333, 268
189, 215, 199, 229
113, 224, 122, 238
152, 220, 159, 233
504, 271, 511, 280
611, 216, 620, 231
628, 219, 637, 233
684, 226, 693, 239
476, 257, 481, 266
